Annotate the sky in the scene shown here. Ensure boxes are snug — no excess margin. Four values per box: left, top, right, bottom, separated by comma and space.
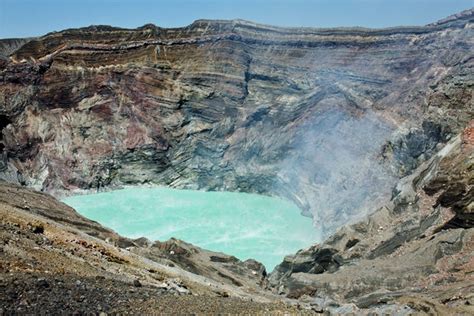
0, 0, 473, 38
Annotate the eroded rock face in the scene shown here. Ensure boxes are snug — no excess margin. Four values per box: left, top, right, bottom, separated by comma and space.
0, 11, 473, 235
268, 127, 474, 313
0, 38, 32, 60
0, 10, 473, 314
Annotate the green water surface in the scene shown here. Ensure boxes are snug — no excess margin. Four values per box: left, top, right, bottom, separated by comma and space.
63, 187, 320, 271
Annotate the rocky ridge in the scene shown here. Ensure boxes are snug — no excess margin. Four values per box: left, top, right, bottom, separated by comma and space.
0, 122, 472, 314
268, 122, 473, 314
0, 9, 473, 314
0, 38, 32, 60
0, 10, 473, 234
0, 182, 307, 314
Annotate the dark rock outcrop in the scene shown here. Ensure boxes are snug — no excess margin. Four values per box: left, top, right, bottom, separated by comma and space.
268, 126, 474, 313
0, 11, 473, 235
0, 9, 473, 314
0, 38, 33, 59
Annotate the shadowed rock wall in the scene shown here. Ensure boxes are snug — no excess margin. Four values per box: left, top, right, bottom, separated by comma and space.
0, 10, 473, 234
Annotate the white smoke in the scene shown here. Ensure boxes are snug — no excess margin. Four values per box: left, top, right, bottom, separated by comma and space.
273, 106, 397, 235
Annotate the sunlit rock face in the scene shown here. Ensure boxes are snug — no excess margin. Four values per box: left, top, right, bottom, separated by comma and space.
0, 10, 473, 234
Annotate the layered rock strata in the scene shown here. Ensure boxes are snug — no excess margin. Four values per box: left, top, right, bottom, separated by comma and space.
0, 9, 473, 315
0, 10, 473, 234
1, 123, 472, 313
269, 123, 473, 314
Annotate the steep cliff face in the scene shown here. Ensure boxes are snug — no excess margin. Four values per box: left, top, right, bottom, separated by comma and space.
0, 10, 473, 235
1, 124, 472, 313
0, 38, 33, 59
268, 123, 473, 313
1, 9, 473, 314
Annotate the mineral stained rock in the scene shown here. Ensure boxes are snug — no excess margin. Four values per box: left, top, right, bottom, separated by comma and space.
0, 10, 473, 235
268, 125, 473, 314
0, 9, 473, 314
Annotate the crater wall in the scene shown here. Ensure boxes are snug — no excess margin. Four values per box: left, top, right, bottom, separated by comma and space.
0, 11, 473, 234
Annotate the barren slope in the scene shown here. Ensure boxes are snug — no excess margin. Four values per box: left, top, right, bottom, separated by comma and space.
0, 9, 473, 315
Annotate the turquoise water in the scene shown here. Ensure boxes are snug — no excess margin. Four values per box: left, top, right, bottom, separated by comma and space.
63, 187, 320, 271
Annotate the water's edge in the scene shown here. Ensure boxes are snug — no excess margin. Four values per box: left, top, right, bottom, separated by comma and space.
63, 186, 321, 271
